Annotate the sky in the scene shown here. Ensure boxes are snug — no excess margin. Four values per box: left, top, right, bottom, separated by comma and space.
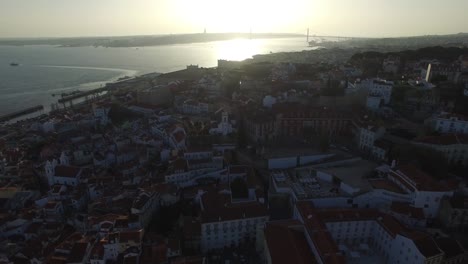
1, 0, 467, 38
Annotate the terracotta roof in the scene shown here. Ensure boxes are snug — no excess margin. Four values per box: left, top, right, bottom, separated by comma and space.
25, 222, 42, 234
393, 165, 452, 192
123, 255, 139, 264
132, 192, 152, 210
265, 220, 316, 264
44, 200, 60, 210
54, 165, 81, 178
411, 234, 443, 258
88, 213, 122, 227
390, 202, 425, 219
172, 131, 186, 143
374, 139, 392, 150
172, 256, 205, 264
119, 229, 143, 244
183, 216, 201, 237
369, 179, 407, 194
273, 104, 352, 119
200, 189, 267, 223
296, 202, 443, 261
435, 237, 466, 259
67, 242, 88, 263
172, 158, 188, 172
90, 241, 104, 259
415, 134, 468, 145
296, 202, 345, 264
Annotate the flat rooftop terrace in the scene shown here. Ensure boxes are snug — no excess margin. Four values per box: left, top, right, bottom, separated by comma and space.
369, 178, 407, 194
317, 160, 378, 191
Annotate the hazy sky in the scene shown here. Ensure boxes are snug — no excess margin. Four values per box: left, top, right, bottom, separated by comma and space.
1, 0, 467, 38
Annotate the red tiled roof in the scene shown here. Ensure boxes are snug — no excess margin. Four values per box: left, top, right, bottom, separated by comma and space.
394, 165, 452, 192
119, 229, 143, 244
295, 202, 443, 261
200, 189, 267, 223
265, 220, 316, 264
172, 256, 205, 264
415, 134, 468, 145
67, 242, 88, 263
172, 158, 188, 172
390, 202, 425, 219
90, 242, 105, 259
435, 237, 465, 259
45, 201, 60, 209
25, 222, 42, 234
410, 233, 443, 258
296, 202, 345, 264
369, 179, 407, 194
173, 131, 186, 143
54, 165, 81, 178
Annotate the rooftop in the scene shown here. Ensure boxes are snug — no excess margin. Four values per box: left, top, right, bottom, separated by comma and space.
415, 134, 468, 145
265, 220, 316, 264
200, 188, 267, 223
369, 179, 407, 194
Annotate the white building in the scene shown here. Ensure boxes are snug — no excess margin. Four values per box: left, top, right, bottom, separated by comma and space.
262, 95, 277, 109
288, 202, 446, 264
199, 187, 268, 253
382, 56, 400, 74
357, 79, 393, 105
387, 165, 454, 218
178, 99, 209, 115
91, 230, 144, 263
45, 154, 83, 187
427, 112, 468, 134
93, 104, 111, 126
131, 191, 160, 228
209, 111, 234, 136
357, 125, 386, 152
366, 95, 383, 110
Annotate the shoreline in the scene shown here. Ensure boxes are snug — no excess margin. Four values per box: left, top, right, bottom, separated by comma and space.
0, 65, 140, 116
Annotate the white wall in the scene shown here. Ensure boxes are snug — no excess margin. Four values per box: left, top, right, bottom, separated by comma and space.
299, 154, 334, 166
268, 157, 297, 169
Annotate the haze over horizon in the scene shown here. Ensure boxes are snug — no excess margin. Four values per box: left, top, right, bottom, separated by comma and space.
1, 0, 468, 38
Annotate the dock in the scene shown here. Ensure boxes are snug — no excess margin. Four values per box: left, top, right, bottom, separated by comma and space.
0, 105, 44, 122
57, 87, 108, 104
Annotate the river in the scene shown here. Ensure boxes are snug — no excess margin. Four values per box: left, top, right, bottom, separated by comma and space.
0, 37, 313, 114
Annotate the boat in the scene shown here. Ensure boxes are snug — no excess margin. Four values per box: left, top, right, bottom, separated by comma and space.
10, 62, 19, 66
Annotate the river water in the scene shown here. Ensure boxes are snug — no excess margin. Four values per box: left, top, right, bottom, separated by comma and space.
0, 37, 313, 114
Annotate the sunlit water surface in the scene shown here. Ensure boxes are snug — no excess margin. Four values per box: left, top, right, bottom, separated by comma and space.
0, 37, 312, 114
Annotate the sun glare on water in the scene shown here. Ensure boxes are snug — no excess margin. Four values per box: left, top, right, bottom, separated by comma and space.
215, 38, 262, 61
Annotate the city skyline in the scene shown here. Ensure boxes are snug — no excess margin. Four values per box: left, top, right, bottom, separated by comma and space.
1, 0, 468, 38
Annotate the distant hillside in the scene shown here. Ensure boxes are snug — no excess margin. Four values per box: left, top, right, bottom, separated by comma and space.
0, 33, 304, 48
350, 46, 468, 63
323, 33, 468, 50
